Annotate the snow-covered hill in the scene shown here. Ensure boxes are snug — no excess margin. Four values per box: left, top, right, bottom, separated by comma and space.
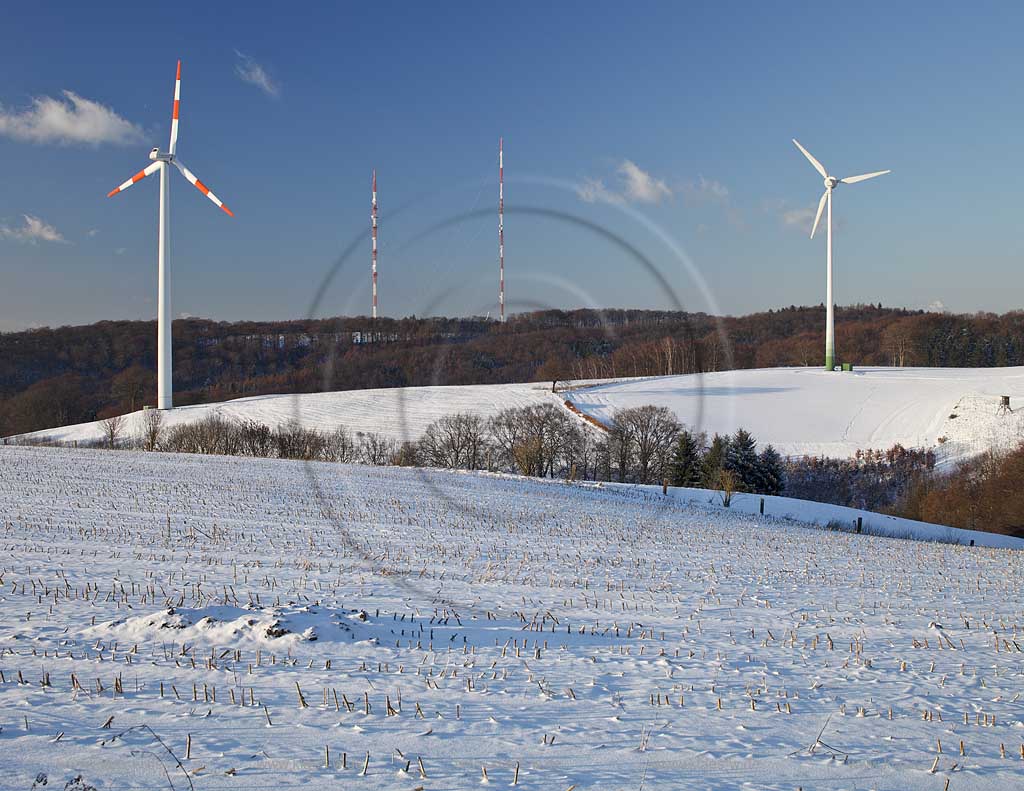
1, 445, 1022, 791
569, 366, 1024, 462
12, 366, 1024, 462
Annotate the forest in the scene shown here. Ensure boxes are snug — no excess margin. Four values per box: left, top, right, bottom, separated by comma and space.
3, 304, 1024, 437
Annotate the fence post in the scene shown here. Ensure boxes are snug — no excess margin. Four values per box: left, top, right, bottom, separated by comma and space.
856, 516, 862, 534
759, 498, 764, 515
662, 479, 668, 496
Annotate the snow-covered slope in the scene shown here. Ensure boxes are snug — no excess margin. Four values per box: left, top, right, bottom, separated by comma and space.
15, 380, 564, 445
1, 445, 1022, 791
13, 366, 1024, 462
566, 366, 1024, 462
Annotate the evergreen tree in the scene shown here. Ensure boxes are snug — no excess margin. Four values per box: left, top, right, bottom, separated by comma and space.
724, 428, 759, 491
757, 444, 785, 495
669, 429, 705, 487
701, 433, 730, 488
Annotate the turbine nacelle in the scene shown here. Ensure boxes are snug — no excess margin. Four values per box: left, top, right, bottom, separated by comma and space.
824, 175, 838, 190
149, 147, 173, 162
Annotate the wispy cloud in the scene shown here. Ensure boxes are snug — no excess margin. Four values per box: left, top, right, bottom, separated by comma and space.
0, 91, 143, 146
781, 204, 817, 230
576, 177, 625, 205
234, 50, 280, 98
681, 175, 729, 206
0, 215, 67, 244
577, 160, 672, 205
86, 228, 99, 238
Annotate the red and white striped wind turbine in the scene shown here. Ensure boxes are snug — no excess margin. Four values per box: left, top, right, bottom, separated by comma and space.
371, 169, 378, 319
107, 60, 234, 410
498, 137, 505, 323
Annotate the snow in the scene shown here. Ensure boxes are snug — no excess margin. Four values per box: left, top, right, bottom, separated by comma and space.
603, 482, 1024, 550
13, 367, 1024, 466
566, 366, 1024, 463
2, 445, 1023, 791
13, 381, 564, 446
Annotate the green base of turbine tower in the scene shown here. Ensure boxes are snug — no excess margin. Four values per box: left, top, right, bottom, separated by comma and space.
824, 354, 835, 371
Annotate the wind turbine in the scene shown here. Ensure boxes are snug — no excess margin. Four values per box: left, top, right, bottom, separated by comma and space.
107, 61, 234, 409
792, 139, 888, 371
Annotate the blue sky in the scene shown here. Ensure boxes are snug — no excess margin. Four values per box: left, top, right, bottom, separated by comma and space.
2, 2, 1023, 331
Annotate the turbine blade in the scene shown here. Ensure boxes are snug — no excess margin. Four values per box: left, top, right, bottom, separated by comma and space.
810, 190, 828, 239
841, 169, 891, 184
793, 139, 828, 179
169, 60, 181, 156
107, 162, 161, 198
172, 159, 234, 216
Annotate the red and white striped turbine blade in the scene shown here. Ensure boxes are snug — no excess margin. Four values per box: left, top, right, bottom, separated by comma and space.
172, 160, 234, 217
169, 60, 182, 155
107, 162, 161, 198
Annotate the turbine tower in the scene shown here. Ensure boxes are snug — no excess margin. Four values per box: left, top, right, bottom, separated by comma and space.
792, 139, 889, 371
372, 169, 378, 320
108, 61, 233, 409
498, 137, 505, 323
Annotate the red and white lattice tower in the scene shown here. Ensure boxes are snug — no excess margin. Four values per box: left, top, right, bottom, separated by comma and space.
371, 169, 378, 320
498, 137, 505, 323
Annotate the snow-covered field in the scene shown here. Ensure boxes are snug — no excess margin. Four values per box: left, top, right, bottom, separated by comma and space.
567, 366, 1024, 463
13, 381, 564, 446
2, 445, 1023, 790
13, 367, 1024, 464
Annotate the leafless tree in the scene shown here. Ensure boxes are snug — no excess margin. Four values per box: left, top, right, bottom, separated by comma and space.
141, 409, 163, 451
419, 413, 489, 469
359, 432, 398, 465
322, 425, 359, 463
609, 405, 681, 484
100, 414, 125, 449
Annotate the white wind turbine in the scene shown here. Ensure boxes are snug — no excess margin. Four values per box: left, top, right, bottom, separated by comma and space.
108, 60, 234, 410
792, 139, 889, 371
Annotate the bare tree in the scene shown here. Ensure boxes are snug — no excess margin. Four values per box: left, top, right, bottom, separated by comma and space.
609, 405, 681, 484
99, 414, 125, 449
322, 425, 359, 463
419, 413, 489, 469
141, 409, 163, 451
359, 432, 398, 466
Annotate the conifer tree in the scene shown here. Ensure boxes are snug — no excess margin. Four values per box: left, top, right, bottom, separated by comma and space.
701, 433, 730, 488
757, 444, 785, 495
725, 428, 760, 491
669, 429, 705, 487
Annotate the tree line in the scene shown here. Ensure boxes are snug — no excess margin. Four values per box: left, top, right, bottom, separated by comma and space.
55, 403, 787, 498
4, 305, 1024, 437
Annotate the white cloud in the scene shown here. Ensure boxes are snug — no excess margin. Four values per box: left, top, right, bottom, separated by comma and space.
618, 160, 672, 204
928, 300, 947, 313
114, 247, 127, 256
0, 215, 67, 244
87, 228, 99, 238
234, 50, 280, 98
0, 91, 143, 146
577, 160, 671, 205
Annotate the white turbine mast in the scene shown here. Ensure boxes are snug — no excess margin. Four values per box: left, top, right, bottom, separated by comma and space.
792, 139, 889, 371
108, 60, 234, 410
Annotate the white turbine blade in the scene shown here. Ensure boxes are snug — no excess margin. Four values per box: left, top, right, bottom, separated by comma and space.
169, 60, 181, 155
793, 139, 828, 178
107, 162, 161, 198
841, 169, 891, 185
172, 159, 234, 216
810, 190, 828, 239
